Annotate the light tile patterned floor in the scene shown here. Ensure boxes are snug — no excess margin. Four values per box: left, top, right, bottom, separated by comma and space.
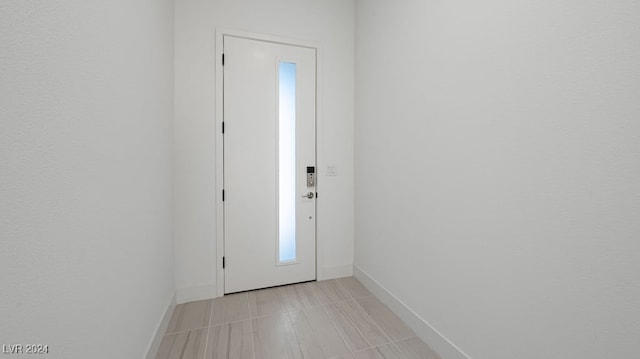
157, 277, 441, 359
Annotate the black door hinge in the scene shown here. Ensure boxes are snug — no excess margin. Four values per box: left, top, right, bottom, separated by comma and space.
222, 190, 225, 201
222, 53, 225, 66
222, 256, 225, 269
222, 122, 225, 134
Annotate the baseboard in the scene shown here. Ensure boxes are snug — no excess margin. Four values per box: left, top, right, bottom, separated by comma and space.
144, 290, 176, 359
318, 263, 353, 280
175, 267, 351, 302
353, 265, 471, 359
176, 283, 218, 304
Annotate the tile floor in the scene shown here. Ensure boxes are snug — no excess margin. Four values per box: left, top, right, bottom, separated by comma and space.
157, 277, 441, 359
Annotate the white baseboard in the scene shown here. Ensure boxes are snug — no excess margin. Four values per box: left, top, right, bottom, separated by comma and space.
175, 266, 352, 303
353, 265, 471, 359
145, 290, 176, 359
318, 264, 353, 280
177, 283, 218, 304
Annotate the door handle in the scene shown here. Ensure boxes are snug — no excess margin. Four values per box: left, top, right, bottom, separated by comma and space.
301, 192, 314, 199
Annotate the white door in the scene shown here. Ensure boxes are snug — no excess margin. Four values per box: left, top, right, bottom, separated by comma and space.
223, 35, 317, 294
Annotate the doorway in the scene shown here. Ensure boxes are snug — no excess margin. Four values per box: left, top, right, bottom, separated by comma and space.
222, 34, 317, 294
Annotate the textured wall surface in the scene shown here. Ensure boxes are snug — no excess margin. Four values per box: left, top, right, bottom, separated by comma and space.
175, 0, 355, 300
0, 1, 175, 357
354, 0, 640, 358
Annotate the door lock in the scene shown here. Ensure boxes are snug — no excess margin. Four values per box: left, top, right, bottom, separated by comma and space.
307, 166, 315, 187
301, 192, 314, 199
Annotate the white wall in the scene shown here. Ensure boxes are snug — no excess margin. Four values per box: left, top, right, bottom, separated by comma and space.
0, 1, 175, 358
175, 0, 355, 301
355, 0, 640, 358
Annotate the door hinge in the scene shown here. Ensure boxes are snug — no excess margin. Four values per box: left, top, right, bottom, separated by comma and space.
222, 53, 225, 66
222, 121, 225, 134
222, 256, 225, 269
316, 192, 318, 198
222, 189, 225, 201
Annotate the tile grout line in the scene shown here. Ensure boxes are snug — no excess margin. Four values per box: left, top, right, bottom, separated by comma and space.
165, 279, 420, 359
317, 280, 349, 305
320, 293, 356, 357
164, 315, 251, 334
335, 278, 417, 359
297, 281, 325, 312
336, 279, 408, 356
163, 324, 209, 337
306, 280, 354, 356
286, 310, 309, 358
330, 280, 381, 352
350, 336, 420, 358
332, 278, 353, 299
336, 278, 374, 306
209, 292, 254, 326
322, 278, 386, 357
391, 335, 420, 344
327, 299, 382, 354
248, 293, 355, 321
290, 281, 341, 358
201, 299, 214, 359
246, 292, 257, 359
388, 341, 411, 359
352, 297, 394, 345
336, 279, 395, 345
202, 326, 211, 359
321, 280, 363, 354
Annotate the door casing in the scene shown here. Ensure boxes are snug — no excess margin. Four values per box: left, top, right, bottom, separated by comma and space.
214, 29, 322, 297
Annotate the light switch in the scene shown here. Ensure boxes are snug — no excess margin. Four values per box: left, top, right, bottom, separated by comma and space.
327, 166, 337, 176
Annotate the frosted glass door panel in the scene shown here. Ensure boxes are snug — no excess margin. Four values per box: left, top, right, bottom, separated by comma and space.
278, 62, 297, 263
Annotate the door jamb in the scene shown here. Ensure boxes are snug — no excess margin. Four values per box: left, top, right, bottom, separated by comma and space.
215, 29, 321, 297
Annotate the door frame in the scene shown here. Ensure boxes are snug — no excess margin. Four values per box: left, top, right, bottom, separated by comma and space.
215, 29, 322, 297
